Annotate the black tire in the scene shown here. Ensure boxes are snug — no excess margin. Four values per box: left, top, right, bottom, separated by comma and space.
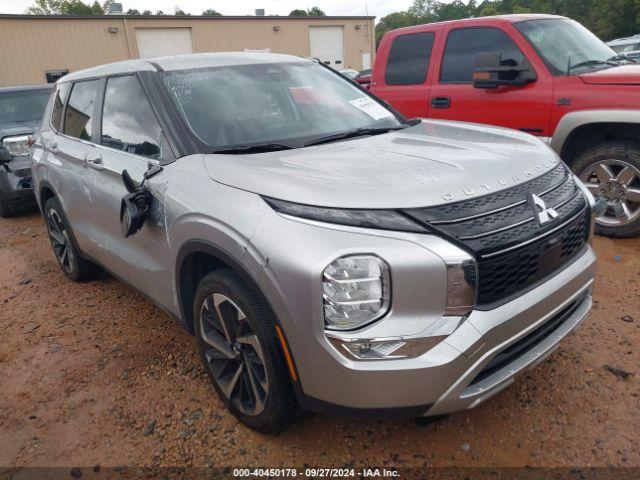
572, 140, 640, 238
193, 269, 297, 432
43, 197, 100, 281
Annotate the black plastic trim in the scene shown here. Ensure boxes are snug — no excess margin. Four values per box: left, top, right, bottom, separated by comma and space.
305, 395, 432, 421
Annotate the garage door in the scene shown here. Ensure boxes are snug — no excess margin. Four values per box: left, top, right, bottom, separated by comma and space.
135, 28, 193, 59
309, 26, 344, 68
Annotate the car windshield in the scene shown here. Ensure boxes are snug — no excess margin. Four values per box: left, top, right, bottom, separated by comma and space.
516, 19, 619, 75
161, 61, 403, 151
0, 89, 51, 124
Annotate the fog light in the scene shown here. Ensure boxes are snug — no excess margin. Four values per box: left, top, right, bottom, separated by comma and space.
323, 255, 390, 330
327, 334, 445, 361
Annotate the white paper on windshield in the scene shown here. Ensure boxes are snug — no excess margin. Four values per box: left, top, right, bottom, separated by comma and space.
349, 97, 394, 120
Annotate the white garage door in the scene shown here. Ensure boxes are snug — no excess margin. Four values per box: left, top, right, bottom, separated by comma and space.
309, 26, 344, 68
135, 28, 193, 59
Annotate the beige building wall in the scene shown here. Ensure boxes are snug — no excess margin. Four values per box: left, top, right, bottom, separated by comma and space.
0, 15, 375, 86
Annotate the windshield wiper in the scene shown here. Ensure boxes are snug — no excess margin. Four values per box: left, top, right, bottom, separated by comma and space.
212, 143, 295, 154
304, 126, 408, 147
608, 54, 637, 64
569, 59, 618, 72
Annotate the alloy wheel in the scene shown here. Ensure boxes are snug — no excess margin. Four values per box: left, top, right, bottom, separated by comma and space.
199, 293, 269, 416
579, 159, 640, 227
46, 208, 74, 274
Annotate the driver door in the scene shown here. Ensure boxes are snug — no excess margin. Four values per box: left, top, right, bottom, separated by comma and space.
85, 74, 175, 311
428, 25, 553, 139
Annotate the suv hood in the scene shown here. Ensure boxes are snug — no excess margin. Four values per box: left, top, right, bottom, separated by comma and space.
580, 64, 640, 85
202, 120, 560, 209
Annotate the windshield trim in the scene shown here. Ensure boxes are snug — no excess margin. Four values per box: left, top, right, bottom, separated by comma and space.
514, 18, 618, 77
159, 61, 410, 153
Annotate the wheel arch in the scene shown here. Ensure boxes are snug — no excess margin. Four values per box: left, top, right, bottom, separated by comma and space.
551, 110, 640, 165
38, 180, 58, 211
175, 240, 276, 335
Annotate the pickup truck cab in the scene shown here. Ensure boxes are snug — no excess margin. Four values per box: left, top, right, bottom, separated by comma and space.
371, 14, 640, 237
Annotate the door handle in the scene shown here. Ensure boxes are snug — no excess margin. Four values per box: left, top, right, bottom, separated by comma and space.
431, 96, 452, 109
86, 155, 104, 171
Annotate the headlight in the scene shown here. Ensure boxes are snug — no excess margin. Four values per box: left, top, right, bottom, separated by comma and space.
263, 197, 427, 233
2, 135, 34, 157
322, 255, 390, 330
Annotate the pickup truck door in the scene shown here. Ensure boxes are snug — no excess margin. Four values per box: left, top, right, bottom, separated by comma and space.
370, 27, 440, 119
428, 24, 553, 139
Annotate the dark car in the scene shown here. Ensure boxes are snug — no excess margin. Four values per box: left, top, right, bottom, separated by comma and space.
354, 69, 372, 88
0, 84, 53, 217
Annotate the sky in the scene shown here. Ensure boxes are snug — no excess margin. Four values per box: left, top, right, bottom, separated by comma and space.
0, 0, 415, 18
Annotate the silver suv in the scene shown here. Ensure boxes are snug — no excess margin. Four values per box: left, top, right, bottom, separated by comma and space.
32, 53, 598, 432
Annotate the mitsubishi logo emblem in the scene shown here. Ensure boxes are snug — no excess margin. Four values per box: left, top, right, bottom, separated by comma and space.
528, 193, 559, 225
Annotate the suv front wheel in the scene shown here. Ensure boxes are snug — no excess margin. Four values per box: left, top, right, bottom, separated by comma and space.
574, 140, 640, 238
193, 269, 297, 432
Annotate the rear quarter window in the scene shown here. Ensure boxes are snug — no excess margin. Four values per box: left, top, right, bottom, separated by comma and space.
50, 83, 71, 131
385, 32, 435, 85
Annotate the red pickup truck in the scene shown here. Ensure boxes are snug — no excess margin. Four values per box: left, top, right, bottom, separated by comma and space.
371, 14, 640, 237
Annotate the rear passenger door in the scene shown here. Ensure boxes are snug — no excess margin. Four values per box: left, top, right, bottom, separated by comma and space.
50, 79, 103, 249
428, 26, 553, 137
85, 74, 175, 310
371, 29, 438, 119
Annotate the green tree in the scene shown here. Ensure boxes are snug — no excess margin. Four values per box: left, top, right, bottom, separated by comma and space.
126, 8, 140, 14
141, 9, 152, 15
155, 10, 165, 15
375, 11, 421, 44
174, 6, 189, 15
289, 7, 325, 16
26, 0, 104, 14
202, 8, 222, 16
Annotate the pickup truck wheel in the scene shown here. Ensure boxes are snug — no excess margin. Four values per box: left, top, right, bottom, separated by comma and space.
573, 141, 640, 238
43, 197, 100, 281
193, 269, 296, 432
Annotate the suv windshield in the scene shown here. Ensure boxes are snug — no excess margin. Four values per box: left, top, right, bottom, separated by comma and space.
0, 89, 51, 124
161, 61, 404, 151
516, 18, 618, 75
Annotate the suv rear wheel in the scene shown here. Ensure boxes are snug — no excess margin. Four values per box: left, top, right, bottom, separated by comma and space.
193, 269, 296, 432
43, 197, 100, 281
574, 140, 640, 238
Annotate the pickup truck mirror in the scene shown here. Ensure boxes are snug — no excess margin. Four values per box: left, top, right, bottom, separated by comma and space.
472, 52, 536, 89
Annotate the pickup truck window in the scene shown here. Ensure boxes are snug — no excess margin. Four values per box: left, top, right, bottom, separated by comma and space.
515, 19, 617, 76
385, 32, 435, 85
441, 27, 527, 83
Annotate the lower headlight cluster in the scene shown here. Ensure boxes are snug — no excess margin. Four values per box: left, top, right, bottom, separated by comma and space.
322, 255, 390, 330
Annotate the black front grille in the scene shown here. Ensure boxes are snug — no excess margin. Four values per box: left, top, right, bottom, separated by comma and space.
403, 163, 590, 306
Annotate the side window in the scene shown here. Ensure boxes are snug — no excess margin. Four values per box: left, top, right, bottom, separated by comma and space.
51, 83, 71, 131
101, 75, 162, 158
441, 28, 528, 83
385, 32, 435, 85
63, 80, 100, 141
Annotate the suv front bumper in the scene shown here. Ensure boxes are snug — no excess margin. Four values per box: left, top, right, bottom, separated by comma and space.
0, 157, 36, 210
304, 246, 595, 418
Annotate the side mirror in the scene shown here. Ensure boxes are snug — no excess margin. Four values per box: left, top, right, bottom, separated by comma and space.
120, 169, 153, 237
473, 52, 536, 89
